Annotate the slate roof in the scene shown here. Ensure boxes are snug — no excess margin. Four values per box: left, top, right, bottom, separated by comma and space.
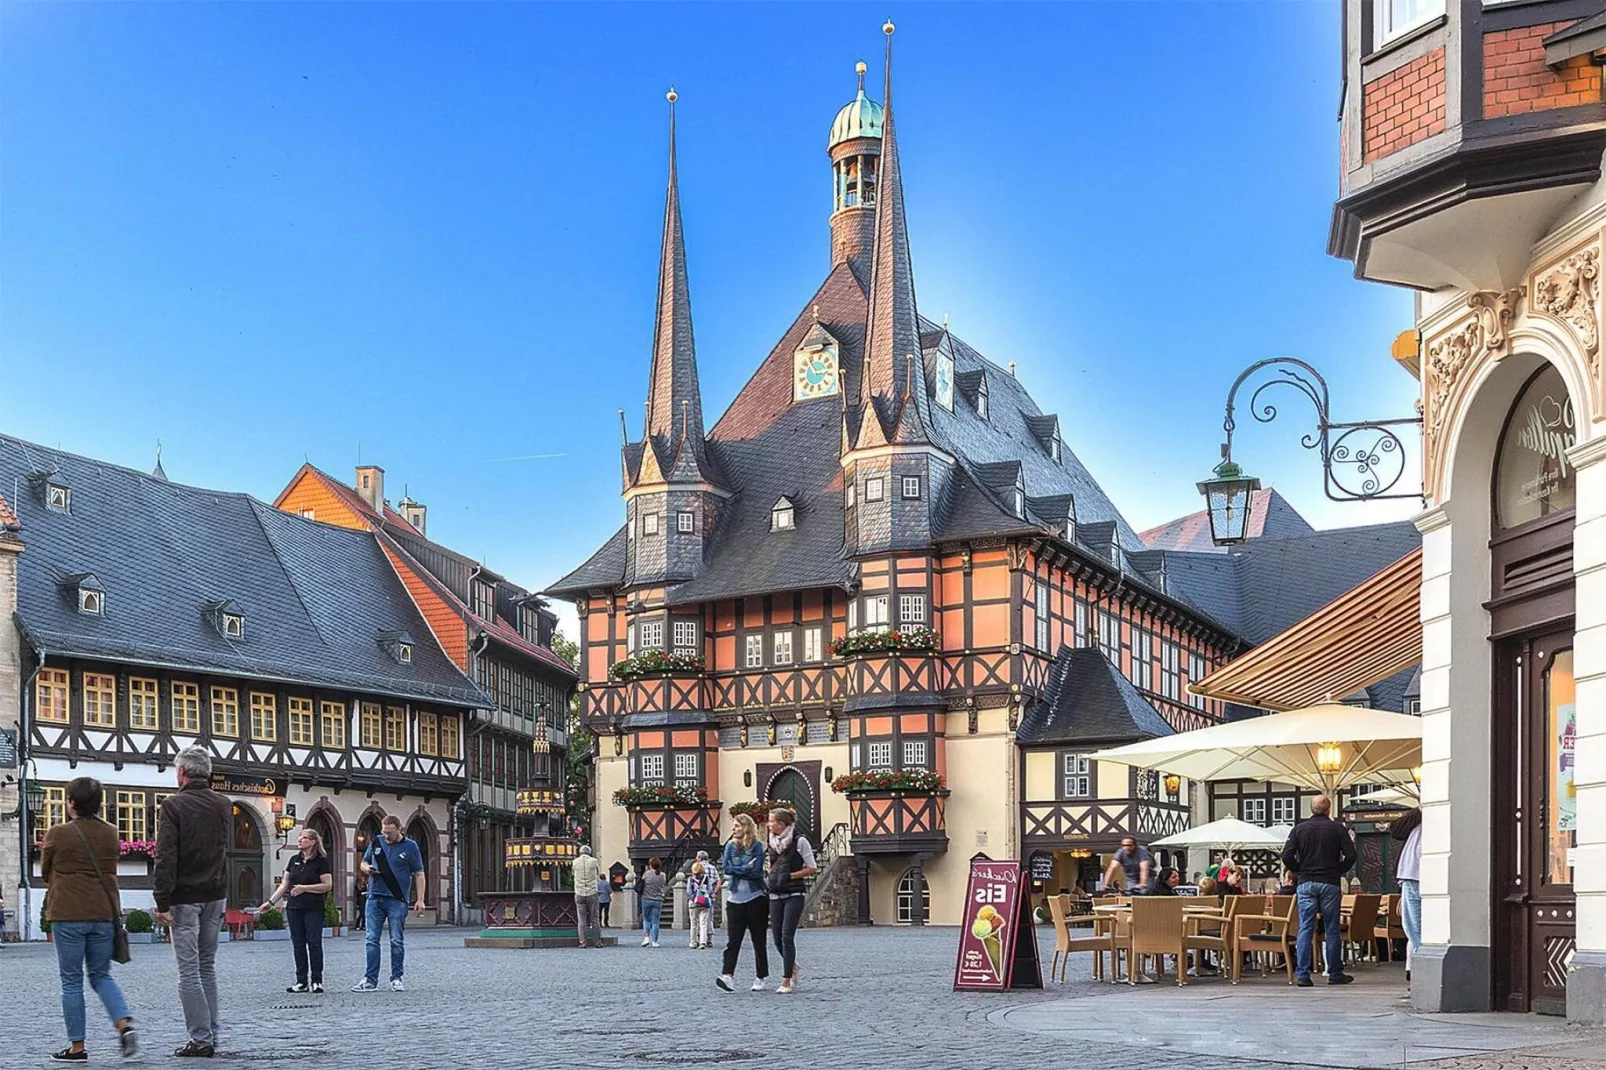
288, 465, 575, 678
1139, 489, 1315, 553
1018, 646, 1175, 746
2, 434, 491, 707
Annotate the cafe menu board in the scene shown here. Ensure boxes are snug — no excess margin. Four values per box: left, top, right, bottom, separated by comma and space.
953, 859, 1042, 992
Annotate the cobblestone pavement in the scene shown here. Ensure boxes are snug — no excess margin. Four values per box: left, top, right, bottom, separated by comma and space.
0, 927, 1594, 1068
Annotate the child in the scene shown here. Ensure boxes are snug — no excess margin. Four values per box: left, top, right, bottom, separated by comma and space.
687, 862, 714, 949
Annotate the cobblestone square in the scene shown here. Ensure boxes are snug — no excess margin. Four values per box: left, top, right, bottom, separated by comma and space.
1, 925, 1595, 1069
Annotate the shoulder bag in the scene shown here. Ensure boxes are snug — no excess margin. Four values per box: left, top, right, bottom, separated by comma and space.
371, 841, 406, 902
71, 821, 131, 964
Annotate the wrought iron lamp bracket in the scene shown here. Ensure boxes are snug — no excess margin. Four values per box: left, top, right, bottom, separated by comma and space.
1221, 357, 1421, 503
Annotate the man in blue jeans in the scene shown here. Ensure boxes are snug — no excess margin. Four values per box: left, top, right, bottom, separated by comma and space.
352, 816, 425, 992
1280, 794, 1359, 987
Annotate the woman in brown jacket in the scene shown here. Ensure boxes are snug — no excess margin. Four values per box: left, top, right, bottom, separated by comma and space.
41, 777, 137, 1062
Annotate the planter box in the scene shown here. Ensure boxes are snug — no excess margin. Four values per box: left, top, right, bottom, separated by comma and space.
322, 928, 340, 939
126, 932, 155, 944
255, 930, 290, 941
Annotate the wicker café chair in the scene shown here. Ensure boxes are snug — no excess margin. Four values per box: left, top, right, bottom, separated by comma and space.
1048, 894, 1116, 983
1341, 894, 1382, 966
1126, 897, 1197, 985
1374, 894, 1404, 961
1232, 894, 1298, 984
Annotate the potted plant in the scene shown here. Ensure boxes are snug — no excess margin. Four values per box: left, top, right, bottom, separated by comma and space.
124, 908, 155, 944
830, 626, 939, 659
610, 648, 706, 680
255, 906, 289, 941
727, 801, 772, 821
322, 895, 342, 938
612, 784, 710, 807
829, 769, 946, 795
118, 840, 157, 862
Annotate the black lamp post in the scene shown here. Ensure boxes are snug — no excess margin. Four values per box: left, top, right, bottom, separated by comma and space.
25, 782, 45, 818
1201, 357, 1421, 544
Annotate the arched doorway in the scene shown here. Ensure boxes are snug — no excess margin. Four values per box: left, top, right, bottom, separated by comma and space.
306, 809, 339, 923
762, 764, 819, 844
354, 813, 382, 921
226, 803, 264, 908
405, 817, 431, 906
1488, 363, 1577, 1016
896, 867, 931, 925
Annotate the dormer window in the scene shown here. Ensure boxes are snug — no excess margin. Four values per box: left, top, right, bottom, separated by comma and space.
1064, 519, 1075, 541
976, 379, 990, 420
399, 643, 413, 663
65, 574, 105, 615
47, 482, 70, 512
1050, 438, 1061, 463
222, 613, 245, 638
771, 497, 796, 532
79, 588, 104, 615
379, 629, 417, 665
1012, 489, 1025, 517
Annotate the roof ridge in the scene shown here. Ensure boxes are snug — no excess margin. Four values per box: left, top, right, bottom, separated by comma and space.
0, 432, 258, 500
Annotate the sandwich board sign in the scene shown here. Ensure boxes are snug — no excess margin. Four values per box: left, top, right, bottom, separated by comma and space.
953, 858, 1042, 991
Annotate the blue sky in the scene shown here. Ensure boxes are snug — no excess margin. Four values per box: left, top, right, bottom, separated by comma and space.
1, 2, 1419, 636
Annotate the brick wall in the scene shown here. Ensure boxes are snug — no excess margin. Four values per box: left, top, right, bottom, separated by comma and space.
1484, 22, 1603, 118
1363, 47, 1447, 163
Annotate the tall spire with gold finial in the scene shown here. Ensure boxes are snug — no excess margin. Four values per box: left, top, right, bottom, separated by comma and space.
632, 85, 717, 489
854, 19, 929, 448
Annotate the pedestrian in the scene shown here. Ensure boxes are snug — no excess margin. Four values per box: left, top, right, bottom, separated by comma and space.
352, 815, 426, 992
716, 813, 770, 993
597, 871, 613, 928
41, 776, 137, 1062
638, 858, 667, 947
764, 807, 817, 995
571, 845, 605, 949
257, 826, 332, 992
1391, 807, 1424, 979
1280, 794, 1358, 987
695, 848, 722, 934
153, 746, 232, 1058
1102, 836, 1152, 893
686, 862, 714, 949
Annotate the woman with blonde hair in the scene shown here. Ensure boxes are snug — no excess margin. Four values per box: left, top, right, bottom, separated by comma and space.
259, 826, 332, 993
716, 813, 769, 993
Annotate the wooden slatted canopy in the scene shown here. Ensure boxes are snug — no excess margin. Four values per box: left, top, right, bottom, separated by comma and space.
1193, 547, 1422, 712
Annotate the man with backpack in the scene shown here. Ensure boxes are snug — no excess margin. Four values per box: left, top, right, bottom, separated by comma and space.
352, 815, 425, 992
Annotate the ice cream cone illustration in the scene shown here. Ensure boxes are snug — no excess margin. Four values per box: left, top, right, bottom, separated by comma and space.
971, 905, 1006, 979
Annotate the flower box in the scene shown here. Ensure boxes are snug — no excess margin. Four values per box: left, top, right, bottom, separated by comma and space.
610, 648, 705, 680
126, 932, 155, 945
255, 929, 291, 942
613, 784, 710, 808
830, 769, 946, 794
726, 801, 772, 821
831, 627, 939, 659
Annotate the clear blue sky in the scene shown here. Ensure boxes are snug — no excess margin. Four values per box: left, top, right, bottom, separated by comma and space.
1, 2, 1419, 637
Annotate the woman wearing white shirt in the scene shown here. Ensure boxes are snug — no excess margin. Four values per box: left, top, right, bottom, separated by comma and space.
1391, 808, 1424, 977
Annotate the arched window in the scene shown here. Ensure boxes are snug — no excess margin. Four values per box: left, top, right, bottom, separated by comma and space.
896, 868, 931, 924
1494, 364, 1576, 529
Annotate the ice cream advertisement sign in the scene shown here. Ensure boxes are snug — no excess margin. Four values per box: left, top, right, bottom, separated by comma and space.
953, 859, 1042, 991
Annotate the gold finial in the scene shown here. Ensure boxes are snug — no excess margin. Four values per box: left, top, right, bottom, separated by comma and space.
883, 19, 895, 35
666, 86, 677, 103
856, 60, 867, 93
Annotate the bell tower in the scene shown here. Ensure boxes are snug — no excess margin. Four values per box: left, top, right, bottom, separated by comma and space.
828, 61, 884, 282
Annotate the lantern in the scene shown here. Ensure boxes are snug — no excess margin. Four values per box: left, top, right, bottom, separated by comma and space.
1315, 743, 1345, 776
1197, 460, 1261, 546
1163, 774, 1181, 798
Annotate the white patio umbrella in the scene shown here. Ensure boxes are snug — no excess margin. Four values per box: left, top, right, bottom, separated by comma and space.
1349, 785, 1419, 806
1151, 816, 1288, 853
1087, 703, 1422, 796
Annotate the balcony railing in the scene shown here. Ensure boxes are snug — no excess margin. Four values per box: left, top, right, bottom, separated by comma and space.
846, 788, 949, 855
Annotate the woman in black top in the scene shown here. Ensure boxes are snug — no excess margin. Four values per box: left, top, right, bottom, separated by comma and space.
258, 827, 333, 993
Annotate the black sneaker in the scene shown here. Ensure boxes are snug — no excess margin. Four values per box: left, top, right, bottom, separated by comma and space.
310, 982, 324, 994
49, 1049, 87, 1063
173, 1041, 215, 1058
119, 1024, 139, 1059
1328, 973, 1355, 986
286, 982, 309, 993
1296, 977, 1314, 987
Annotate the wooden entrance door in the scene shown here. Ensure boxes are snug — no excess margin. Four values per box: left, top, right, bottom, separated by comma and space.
225, 803, 263, 909
759, 763, 820, 844
1493, 630, 1577, 1015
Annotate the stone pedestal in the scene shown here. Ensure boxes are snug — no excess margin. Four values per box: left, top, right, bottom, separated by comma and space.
464, 891, 618, 949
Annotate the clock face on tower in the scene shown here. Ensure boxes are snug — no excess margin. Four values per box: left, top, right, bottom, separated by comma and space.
794, 343, 840, 401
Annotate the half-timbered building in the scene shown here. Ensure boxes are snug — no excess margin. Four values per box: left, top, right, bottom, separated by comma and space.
0, 435, 488, 936
274, 464, 579, 921
547, 32, 1336, 926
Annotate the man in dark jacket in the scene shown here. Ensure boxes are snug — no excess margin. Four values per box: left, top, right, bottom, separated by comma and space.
153, 747, 232, 1057
1280, 794, 1358, 987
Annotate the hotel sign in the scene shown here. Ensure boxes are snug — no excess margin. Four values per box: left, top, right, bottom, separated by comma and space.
210, 772, 279, 797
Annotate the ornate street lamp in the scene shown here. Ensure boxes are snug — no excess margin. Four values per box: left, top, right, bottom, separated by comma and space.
1197, 460, 1261, 546
1163, 774, 1182, 799
25, 781, 45, 818
1201, 358, 1421, 545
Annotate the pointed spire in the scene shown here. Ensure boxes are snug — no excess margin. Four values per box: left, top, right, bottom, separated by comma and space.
152, 441, 168, 482
641, 85, 712, 481
857, 19, 928, 443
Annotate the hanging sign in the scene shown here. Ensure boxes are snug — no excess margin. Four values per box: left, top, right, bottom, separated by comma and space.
0, 727, 16, 769
210, 772, 278, 796
953, 859, 1042, 991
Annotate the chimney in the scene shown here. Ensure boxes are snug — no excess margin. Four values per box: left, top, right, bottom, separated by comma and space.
355, 465, 385, 513
400, 496, 427, 536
